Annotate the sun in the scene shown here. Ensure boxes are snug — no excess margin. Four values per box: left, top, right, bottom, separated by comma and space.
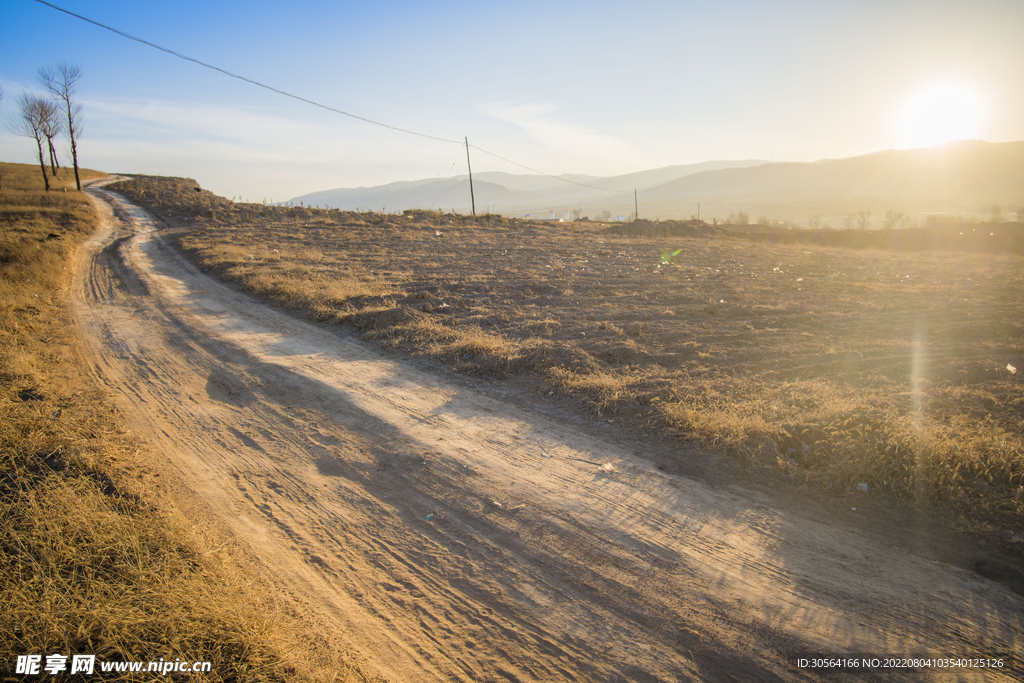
899, 84, 984, 149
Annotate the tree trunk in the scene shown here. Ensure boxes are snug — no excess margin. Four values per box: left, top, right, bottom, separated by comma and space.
47, 137, 60, 176
36, 137, 51, 192
65, 100, 81, 191
70, 136, 81, 190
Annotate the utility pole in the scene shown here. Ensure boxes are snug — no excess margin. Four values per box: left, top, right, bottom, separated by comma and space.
634, 189, 638, 221
465, 137, 476, 217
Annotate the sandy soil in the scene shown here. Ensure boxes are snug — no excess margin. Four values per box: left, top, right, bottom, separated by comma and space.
69, 180, 1022, 682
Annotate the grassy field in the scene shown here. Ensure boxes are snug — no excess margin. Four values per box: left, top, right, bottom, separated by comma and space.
108, 176, 1024, 544
1, 163, 364, 682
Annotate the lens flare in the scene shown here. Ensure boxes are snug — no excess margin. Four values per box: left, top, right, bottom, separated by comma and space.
899, 84, 984, 149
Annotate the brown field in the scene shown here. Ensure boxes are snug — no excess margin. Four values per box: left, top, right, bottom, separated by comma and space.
108, 175, 1024, 542
1, 163, 362, 682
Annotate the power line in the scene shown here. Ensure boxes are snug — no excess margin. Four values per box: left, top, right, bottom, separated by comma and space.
34, 0, 462, 145
35, 0, 630, 197
428, 158, 460, 211
468, 145, 629, 194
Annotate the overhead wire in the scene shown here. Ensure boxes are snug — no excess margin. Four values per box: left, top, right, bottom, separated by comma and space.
34, 0, 655, 201
467, 145, 628, 194
34, 0, 462, 145
428, 158, 460, 211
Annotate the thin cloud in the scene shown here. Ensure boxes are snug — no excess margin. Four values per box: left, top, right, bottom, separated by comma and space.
481, 100, 653, 172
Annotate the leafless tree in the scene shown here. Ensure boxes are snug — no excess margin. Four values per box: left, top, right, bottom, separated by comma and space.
883, 210, 905, 230
855, 209, 873, 230
13, 94, 53, 191
39, 62, 83, 190
38, 100, 63, 176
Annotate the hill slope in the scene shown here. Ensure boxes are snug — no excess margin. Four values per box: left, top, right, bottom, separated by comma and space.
646, 140, 1024, 202
288, 141, 1024, 222
288, 160, 767, 213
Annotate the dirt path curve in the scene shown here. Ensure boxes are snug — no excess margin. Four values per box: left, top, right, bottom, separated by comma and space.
72, 181, 1021, 682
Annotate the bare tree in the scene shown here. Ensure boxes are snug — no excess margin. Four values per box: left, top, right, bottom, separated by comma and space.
855, 209, 873, 230
39, 62, 83, 190
883, 210, 906, 230
38, 100, 63, 176
13, 94, 53, 191
807, 214, 822, 230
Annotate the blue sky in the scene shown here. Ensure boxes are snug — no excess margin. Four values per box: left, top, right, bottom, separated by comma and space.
2, 0, 1022, 201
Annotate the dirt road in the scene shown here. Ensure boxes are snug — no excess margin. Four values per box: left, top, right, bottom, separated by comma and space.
72, 181, 1022, 682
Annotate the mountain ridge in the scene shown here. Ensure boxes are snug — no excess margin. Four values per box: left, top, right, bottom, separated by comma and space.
288, 140, 1024, 222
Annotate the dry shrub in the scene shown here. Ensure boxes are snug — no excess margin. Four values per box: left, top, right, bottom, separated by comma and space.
659, 377, 1024, 520
659, 398, 770, 452
361, 312, 525, 376
517, 344, 600, 374
546, 367, 631, 416
183, 238, 398, 316
445, 327, 510, 359
107, 175, 233, 217
351, 305, 430, 331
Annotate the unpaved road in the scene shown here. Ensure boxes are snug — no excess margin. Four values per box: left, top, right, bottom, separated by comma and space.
72, 181, 1022, 682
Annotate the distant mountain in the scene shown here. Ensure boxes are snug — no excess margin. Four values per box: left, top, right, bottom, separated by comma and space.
643, 140, 1024, 202
287, 160, 767, 213
470, 160, 770, 195
292, 179, 527, 213
287, 141, 1024, 222
552, 161, 770, 193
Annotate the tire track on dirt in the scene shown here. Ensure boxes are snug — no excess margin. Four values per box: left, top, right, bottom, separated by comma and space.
71, 181, 1023, 682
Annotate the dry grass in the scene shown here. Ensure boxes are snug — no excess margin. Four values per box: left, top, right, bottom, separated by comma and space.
1, 163, 363, 682
546, 367, 630, 417
2, 436, 288, 678
108, 175, 1024, 539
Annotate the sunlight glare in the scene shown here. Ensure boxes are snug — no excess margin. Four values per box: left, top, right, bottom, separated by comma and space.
899, 84, 984, 149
